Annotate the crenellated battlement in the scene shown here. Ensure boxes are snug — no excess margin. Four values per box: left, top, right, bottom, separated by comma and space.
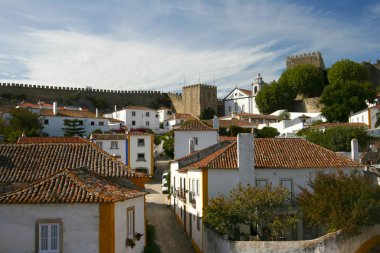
286, 51, 325, 69
182, 83, 217, 89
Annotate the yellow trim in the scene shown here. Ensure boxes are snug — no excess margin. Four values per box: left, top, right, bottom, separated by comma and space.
368, 109, 372, 129
150, 135, 154, 177
99, 203, 115, 253
201, 169, 208, 253
192, 239, 202, 253
355, 236, 380, 253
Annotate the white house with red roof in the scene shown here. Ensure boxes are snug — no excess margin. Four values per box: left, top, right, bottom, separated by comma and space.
91, 132, 154, 176
170, 134, 363, 252
223, 74, 263, 116
173, 120, 218, 159
0, 167, 146, 253
104, 106, 159, 131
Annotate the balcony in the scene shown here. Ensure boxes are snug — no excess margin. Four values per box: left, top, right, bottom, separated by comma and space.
176, 188, 186, 202
189, 191, 196, 209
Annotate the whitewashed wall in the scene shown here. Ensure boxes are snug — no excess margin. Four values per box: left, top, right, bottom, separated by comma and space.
114, 196, 145, 253
93, 139, 128, 164
130, 135, 153, 175
42, 116, 110, 137
0, 204, 99, 253
174, 131, 218, 159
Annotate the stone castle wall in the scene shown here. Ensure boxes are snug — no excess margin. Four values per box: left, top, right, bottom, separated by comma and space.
168, 92, 184, 114
0, 82, 170, 109
286, 52, 325, 69
183, 84, 217, 117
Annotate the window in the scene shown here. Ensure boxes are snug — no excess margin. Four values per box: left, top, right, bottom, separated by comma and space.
127, 207, 135, 239
132, 111, 136, 117
192, 137, 198, 145
111, 141, 119, 149
137, 138, 145, 147
146, 121, 150, 126
242, 105, 245, 112
43, 119, 49, 125
197, 212, 201, 231
256, 179, 268, 188
36, 220, 62, 253
167, 110, 172, 115
99, 121, 104, 126
280, 179, 293, 200
228, 106, 232, 113
137, 153, 145, 161
155, 114, 158, 118
196, 179, 199, 195
234, 102, 238, 112
132, 121, 136, 126
146, 112, 150, 117
96, 141, 103, 149
91, 121, 95, 126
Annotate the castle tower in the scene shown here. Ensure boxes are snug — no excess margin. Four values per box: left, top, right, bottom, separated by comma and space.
252, 73, 263, 96
182, 84, 217, 117
286, 51, 325, 69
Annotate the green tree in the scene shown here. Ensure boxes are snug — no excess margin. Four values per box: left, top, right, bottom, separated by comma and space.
278, 110, 290, 121
327, 59, 369, 85
320, 80, 375, 122
256, 127, 280, 138
297, 126, 370, 152
162, 131, 174, 158
10, 108, 41, 134
229, 125, 251, 137
91, 129, 103, 135
256, 81, 297, 114
298, 171, 380, 235
62, 119, 85, 137
204, 184, 298, 240
200, 107, 216, 120
279, 64, 326, 97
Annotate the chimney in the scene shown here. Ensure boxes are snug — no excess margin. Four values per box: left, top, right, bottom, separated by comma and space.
114, 105, 117, 112
96, 108, 99, 118
237, 133, 255, 186
53, 102, 57, 116
189, 138, 195, 154
351, 138, 359, 162
213, 115, 219, 129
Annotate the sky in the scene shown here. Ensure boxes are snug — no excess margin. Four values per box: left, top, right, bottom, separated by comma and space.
0, 0, 379, 97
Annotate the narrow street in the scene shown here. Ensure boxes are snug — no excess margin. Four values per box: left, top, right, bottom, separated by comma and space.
145, 181, 195, 253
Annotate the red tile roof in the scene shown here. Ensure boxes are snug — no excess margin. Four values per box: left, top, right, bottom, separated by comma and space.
126, 105, 155, 111
39, 109, 107, 119
239, 88, 252, 96
129, 131, 152, 136
17, 137, 88, 143
180, 138, 361, 170
237, 113, 278, 120
174, 120, 217, 131
0, 142, 146, 184
205, 118, 256, 128
174, 113, 197, 120
0, 167, 145, 204
219, 136, 237, 142
91, 134, 128, 140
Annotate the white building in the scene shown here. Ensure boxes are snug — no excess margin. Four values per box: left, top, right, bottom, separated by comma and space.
156, 107, 173, 123
223, 74, 263, 116
163, 113, 196, 131
173, 120, 218, 159
104, 106, 159, 131
258, 110, 325, 136
170, 134, 363, 252
0, 167, 146, 253
349, 105, 380, 136
91, 132, 154, 176
40, 103, 111, 137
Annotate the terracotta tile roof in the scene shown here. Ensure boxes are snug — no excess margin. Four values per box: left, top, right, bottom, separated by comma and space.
157, 107, 171, 110
239, 88, 252, 96
174, 120, 217, 131
129, 131, 152, 136
17, 137, 88, 143
0, 167, 145, 204
174, 113, 197, 120
91, 134, 128, 140
39, 109, 107, 119
0, 142, 146, 184
107, 118, 124, 123
126, 105, 155, 111
310, 123, 369, 129
237, 113, 278, 120
219, 136, 237, 142
205, 118, 256, 128
0, 106, 13, 113
180, 138, 361, 170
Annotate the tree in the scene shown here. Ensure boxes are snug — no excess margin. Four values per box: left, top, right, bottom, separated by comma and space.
62, 119, 85, 137
279, 64, 326, 97
278, 110, 290, 121
200, 107, 216, 120
92, 129, 103, 135
162, 131, 174, 158
256, 127, 280, 138
255, 81, 297, 114
6, 108, 42, 141
320, 80, 376, 122
327, 59, 369, 86
297, 126, 370, 152
229, 125, 251, 137
204, 184, 298, 240
298, 171, 380, 235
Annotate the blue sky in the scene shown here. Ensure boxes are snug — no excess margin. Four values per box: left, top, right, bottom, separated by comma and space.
0, 0, 379, 96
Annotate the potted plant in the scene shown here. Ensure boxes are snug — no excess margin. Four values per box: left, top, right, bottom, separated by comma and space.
126, 238, 136, 249
135, 232, 144, 241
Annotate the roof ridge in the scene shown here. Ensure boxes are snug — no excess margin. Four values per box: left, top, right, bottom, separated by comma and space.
203, 141, 237, 167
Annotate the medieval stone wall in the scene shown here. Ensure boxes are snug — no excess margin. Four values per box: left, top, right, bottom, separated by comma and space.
182, 84, 217, 117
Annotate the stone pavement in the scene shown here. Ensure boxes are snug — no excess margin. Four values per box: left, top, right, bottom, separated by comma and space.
145, 182, 195, 253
